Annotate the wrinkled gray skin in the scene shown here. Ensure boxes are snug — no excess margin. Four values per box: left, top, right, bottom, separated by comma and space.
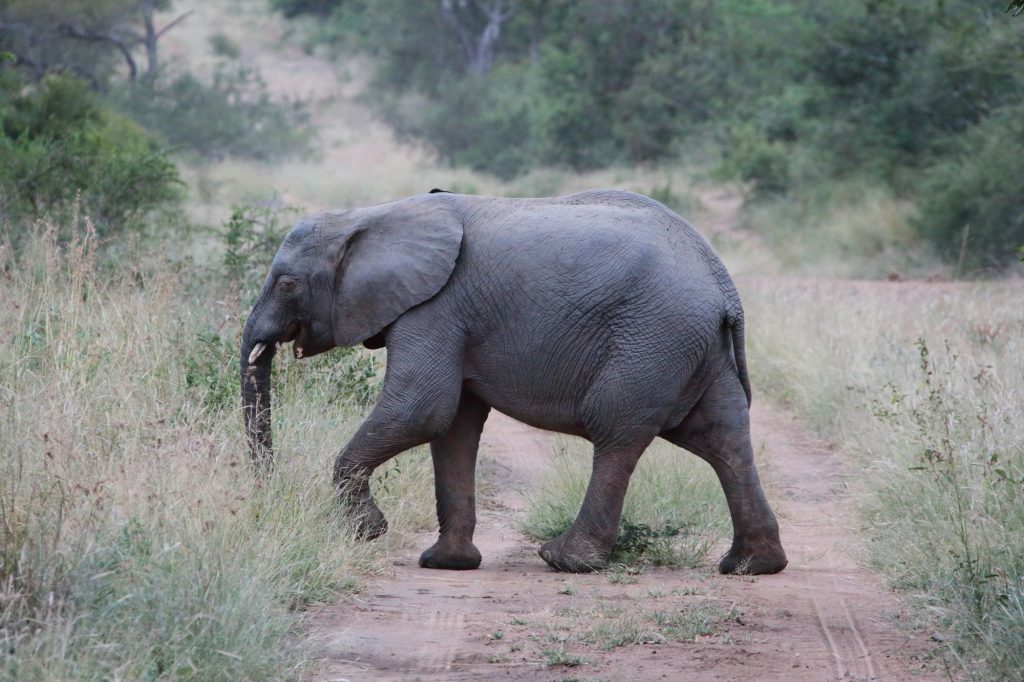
241, 190, 787, 575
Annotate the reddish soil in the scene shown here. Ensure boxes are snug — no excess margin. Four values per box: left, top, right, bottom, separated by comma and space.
308, 408, 941, 681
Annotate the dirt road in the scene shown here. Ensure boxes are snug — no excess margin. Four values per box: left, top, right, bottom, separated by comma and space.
310, 407, 939, 681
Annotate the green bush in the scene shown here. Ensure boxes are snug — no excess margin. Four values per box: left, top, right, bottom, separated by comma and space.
394, 68, 537, 180
913, 105, 1024, 270
0, 74, 181, 239
111, 65, 311, 161
209, 32, 241, 59
717, 123, 791, 196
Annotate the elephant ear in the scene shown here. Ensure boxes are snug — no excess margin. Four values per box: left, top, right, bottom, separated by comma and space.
331, 195, 464, 346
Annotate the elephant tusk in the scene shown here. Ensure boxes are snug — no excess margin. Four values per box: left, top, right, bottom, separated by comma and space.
248, 342, 268, 364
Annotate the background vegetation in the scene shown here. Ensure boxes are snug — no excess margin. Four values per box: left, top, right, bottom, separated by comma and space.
1, 0, 1022, 678
289, 0, 1024, 270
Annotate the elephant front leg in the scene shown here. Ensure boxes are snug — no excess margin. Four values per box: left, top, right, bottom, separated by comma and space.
332, 330, 466, 540
419, 392, 490, 570
332, 409, 446, 540
539, 433, 655, 573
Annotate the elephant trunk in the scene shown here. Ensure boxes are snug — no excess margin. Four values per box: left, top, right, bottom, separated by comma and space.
241, 325, 277, 472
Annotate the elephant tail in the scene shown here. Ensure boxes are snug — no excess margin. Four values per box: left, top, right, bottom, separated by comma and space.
727, 309, 752, 407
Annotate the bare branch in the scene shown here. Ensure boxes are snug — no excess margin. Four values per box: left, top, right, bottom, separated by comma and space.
155, 10, 193, 40
140, 6, 192, 81
58, 23, 139, 80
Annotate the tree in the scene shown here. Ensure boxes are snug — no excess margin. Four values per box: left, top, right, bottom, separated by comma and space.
0, 0, 191, 87
439, 0, 514, 76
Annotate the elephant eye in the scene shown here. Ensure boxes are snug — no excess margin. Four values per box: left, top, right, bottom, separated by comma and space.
277, 278, 296, 294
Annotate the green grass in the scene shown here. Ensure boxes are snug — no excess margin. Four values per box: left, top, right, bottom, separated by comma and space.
0, 219, 434, 679
522, 439, 728, 568
572, 603, 736, 651
741, 277, 1024, 679
541, 648, 586, 668
536, 594, 735, 658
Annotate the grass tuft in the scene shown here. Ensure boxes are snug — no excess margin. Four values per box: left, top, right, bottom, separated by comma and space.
522, 439, 728, 568
541, 648, 586, 668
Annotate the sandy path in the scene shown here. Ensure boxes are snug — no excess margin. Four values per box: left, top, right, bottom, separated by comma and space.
309, 408, 939, 681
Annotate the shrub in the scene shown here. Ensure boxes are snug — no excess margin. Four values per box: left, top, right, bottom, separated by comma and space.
289, 0, 1024, 272
717, 123, 791, 197
220, 199, 294, 303
270, 0, 343, 19
395, 69, 537, 180
111, 65, 311, 161
209, 32, 241, 58
913, 104, 1024, 271
0, 74, 181, 240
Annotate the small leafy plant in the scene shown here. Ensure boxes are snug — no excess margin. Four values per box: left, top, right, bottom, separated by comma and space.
221, 199, 295, 302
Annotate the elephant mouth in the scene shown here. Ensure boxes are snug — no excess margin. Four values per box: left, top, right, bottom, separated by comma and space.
291, 323, 308, 359
247, 322, 305, 364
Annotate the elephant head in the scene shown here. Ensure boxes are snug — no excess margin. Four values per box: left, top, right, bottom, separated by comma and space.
239, 194, 465, 469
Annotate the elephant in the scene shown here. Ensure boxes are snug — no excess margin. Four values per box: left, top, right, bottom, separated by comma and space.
240, 189, 787, 575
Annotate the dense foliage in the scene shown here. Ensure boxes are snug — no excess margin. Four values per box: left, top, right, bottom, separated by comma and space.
0, 70, 180, 238
287, 0, 1024, 267
111, 66, 312, 161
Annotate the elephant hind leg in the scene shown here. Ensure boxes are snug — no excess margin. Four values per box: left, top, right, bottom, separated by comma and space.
419, 390, 490, 570
662, 373, 787, 575
539, 427, 658, 572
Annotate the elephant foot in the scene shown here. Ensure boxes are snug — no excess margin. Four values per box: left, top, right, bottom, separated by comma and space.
538, 530, 611, 573
418, 538, 482, 570
718, 533, 787, 575
350, 501, 388, 540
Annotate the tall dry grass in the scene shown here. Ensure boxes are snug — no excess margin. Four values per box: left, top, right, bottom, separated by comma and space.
741, 276, 1024, 678
0, 214, 434, 679
735, 181, 941, 279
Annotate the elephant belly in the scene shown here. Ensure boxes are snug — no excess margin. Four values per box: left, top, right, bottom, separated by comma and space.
461, 324, 703, 440
465, 383, 591, 438
462, 350, 593, 436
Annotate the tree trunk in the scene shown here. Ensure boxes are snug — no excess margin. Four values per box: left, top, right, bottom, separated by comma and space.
141, 4, 158, 82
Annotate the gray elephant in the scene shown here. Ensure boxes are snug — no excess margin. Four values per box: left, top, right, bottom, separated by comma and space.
240, 189, 787, 575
